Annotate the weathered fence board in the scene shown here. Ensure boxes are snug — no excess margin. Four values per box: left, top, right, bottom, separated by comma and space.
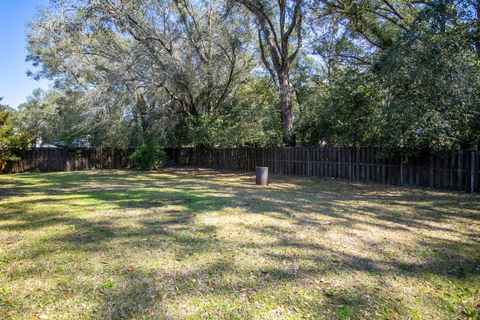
172, 147, 480, 193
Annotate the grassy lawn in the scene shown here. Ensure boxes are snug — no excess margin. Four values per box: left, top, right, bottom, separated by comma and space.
0, 169, 479, 320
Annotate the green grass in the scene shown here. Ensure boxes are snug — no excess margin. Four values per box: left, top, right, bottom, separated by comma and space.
0, 169, 479, 319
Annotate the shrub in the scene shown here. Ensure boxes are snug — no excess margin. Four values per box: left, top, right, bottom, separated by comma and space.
0, 105, 33, 172
128, 139, 165, 171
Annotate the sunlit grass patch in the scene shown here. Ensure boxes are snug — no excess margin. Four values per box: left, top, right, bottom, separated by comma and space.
0, 169, 479, 319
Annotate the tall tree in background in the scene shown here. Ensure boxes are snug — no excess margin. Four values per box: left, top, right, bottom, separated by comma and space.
0, 99, 33, 172
236, 0, 303, 146
27, 0, 254, 147
305, 0, 480, 152
23, 0, 480, 153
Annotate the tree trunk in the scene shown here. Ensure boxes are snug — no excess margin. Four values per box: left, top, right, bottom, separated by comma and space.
135, 93, 149, 135
237, 0, 302, 146
279, 71, 295, 146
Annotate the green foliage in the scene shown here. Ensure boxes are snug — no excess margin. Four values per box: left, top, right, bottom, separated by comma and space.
26, 0, 255, 149
373, 5, 480, 154
16, 89, 91, 145
336, 305, 355, 320
128, 138, 166, 171
0, 104, 33, 171
22, 0, 480, 154
296, 69, 382, 146
462, 307, 478, 319
102, 281, 115, 290
187, 78, 282, 147
299, 0, 480, 155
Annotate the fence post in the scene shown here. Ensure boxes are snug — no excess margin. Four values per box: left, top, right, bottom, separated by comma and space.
471, 150, 478, 193
458, 150, 463, 191
348, 147, 354, 180
307, 148, 311, 176
400, 156, 404, 186
429, 154, 434, 188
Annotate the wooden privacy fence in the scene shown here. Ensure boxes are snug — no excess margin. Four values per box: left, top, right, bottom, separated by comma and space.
173, 147, 480, 193
3, 146, 479, 192
3, 148, 132, 174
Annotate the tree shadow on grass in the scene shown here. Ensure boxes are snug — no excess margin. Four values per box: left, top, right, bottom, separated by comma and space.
1, 169, 479, 319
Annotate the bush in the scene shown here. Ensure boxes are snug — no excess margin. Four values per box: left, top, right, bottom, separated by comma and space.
128, 139, 165, 171
1, 105, 33, 172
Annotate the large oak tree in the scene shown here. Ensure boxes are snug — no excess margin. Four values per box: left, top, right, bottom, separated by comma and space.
235, 0, 303, 146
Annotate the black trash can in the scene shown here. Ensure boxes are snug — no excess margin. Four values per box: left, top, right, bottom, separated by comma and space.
256, 166, 269, 186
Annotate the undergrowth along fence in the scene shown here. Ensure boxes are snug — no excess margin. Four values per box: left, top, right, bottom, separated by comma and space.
3, 148, 131, 174
173, 147, 480, 193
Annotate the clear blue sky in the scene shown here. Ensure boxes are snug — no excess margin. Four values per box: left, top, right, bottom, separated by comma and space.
0, 0, 52, 108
